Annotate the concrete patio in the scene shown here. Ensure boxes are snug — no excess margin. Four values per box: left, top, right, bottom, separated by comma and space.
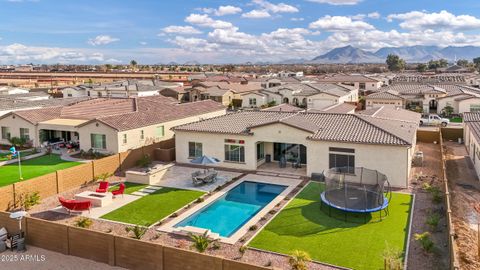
135, 165, 244, 192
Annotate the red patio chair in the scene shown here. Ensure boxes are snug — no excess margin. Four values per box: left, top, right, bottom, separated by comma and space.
111, 183, 125, 198
96, 181, 109, 193
58, 197, 91, 214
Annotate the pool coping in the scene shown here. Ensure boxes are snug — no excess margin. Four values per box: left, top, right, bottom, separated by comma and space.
157, 174, 302, 244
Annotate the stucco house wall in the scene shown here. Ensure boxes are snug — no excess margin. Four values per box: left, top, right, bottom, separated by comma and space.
175, 122, 413, 188
0, 115, 36, 145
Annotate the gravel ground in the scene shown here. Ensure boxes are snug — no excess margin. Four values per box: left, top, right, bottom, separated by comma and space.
0, 246, 124, 270
444, 141, 480, 270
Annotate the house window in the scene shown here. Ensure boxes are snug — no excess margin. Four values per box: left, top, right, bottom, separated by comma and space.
1, 127, 10, 140
225, 144, 245, 163
359, 83, 366, 90
249, 98, 257, 106
471, 104, 480, 112
91, 134, 106, 149
20, 128, 29, 140
329, 147, 355, 173
140, 130, 144, 140
188, 142, 203, 158
122, 134, 127, 144
257, 142, 265, 161
156, 126, 165, 138
67, 93, 73, 97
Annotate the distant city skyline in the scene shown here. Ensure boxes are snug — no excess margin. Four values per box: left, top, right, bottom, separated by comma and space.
1, 0, 480, 64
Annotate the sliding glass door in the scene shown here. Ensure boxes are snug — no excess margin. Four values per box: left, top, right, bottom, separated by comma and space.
273, 143, 306, 164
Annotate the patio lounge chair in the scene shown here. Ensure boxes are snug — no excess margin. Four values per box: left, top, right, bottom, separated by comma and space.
96, 181, 109, 193
192, 171, 204, 186
59, 197, 92, 213
111, 183, 125, 198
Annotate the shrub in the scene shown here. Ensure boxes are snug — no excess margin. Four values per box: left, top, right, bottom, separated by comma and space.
212, 241, 221, 250
426, 212, 441, 231
239, 245, 247, 255
94, 172, 113, 182
74, 217, 93, 228
8, 137, 27, 148
414, 232, 434, 253
289, 250, 311, 270
249, 225, 258, 231
189, 231, 211, 253
20, 191, 40, 210
125, 225, 148, 240
137, 154, 152, 168
195, 197, 205, 203
383, 242, 404, 270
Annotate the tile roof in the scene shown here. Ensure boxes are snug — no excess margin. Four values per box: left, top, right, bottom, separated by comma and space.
267, 83, 354, 97
173, 110, 418, 146
6, 96, 226, 131
366, 91, 403, 100
262, 103, 304, 112
463, 112, 480, 122
357, 106, 421, 123
319, 103, 356, 114
317, 74, 380, 83
0, 97, 90, 113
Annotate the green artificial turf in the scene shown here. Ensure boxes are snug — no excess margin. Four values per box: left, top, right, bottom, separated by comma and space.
449, 117, 463, 123
249, 182, 412, 270
0, 154, 81, 187
108, 182, 148, 195
0, 149, 36, 161
101, 187, 204, 226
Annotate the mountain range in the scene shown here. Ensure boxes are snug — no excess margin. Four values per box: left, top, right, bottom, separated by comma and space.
308, 45, 480, 64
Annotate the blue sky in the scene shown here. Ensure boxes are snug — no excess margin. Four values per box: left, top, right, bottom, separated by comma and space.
1, 0, 480, 64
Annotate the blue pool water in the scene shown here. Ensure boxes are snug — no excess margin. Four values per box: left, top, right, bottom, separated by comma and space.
174, 181, 287, 237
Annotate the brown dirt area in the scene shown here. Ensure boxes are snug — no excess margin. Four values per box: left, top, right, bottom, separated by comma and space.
444, 141, 480, 270
407, 142, 449, 270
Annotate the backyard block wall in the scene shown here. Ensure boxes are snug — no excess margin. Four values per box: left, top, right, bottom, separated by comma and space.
417, 130, 441, 143
14, 172, 57, 200
57, 163, 94, 193
441, 127, 464, 141
0, 185, 14, 211
0, 212, 274, 270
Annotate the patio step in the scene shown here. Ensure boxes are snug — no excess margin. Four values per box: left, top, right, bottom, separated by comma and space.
132, 186, 163, 196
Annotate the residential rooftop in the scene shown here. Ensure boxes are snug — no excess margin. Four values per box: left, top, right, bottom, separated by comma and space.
173, 108, 419, 146
5, 96, 225, 131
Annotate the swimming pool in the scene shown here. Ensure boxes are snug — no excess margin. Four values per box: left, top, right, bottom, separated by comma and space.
174, 181, 287, 237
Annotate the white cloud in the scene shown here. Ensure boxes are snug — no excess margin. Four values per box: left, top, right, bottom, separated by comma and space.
0, 43, 112, 63
202, 5, 242, 16
162, 25, 202, 34
306, 0, 362, 5
168, 36, 219, 52
242, 10, 271, 19
291, 17, 305, 21
139, 41, 147, 46
87, 35, 119, 46
387, 10, 480, 31
309, 16, 375, 31
252, 0, 298, 13
185, 14, 234, 29
368, 12, 381, 19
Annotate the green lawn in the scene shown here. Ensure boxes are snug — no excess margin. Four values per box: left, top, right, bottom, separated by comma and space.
0, 149, 36, 161
101, 187, 205, 226
449, 117, 463, 123
249, 182, 412, 270
0, 154, 81, 187
108, 182, 148, 195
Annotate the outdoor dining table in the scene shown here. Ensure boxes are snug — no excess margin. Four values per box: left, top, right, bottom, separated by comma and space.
195, 171, 216, 181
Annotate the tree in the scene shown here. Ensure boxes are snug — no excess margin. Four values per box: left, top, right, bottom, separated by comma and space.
386, 54, 406, 72
130, 60, 138, 71
457, 59, 469, 67
416, 63, 428, 72
438, 58, 449, 68
474, 57, 480, 70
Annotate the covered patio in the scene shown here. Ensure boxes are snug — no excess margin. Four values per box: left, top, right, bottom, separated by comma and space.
255, 141, 307, 176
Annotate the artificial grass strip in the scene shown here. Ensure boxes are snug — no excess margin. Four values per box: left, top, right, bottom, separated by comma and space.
108, 182, 148, 195
249, 182, 412, 270
0, 154, 81, 187
100, 187, 205, 226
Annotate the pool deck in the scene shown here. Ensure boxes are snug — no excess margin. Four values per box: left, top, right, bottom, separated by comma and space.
158, 174, 302, 244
